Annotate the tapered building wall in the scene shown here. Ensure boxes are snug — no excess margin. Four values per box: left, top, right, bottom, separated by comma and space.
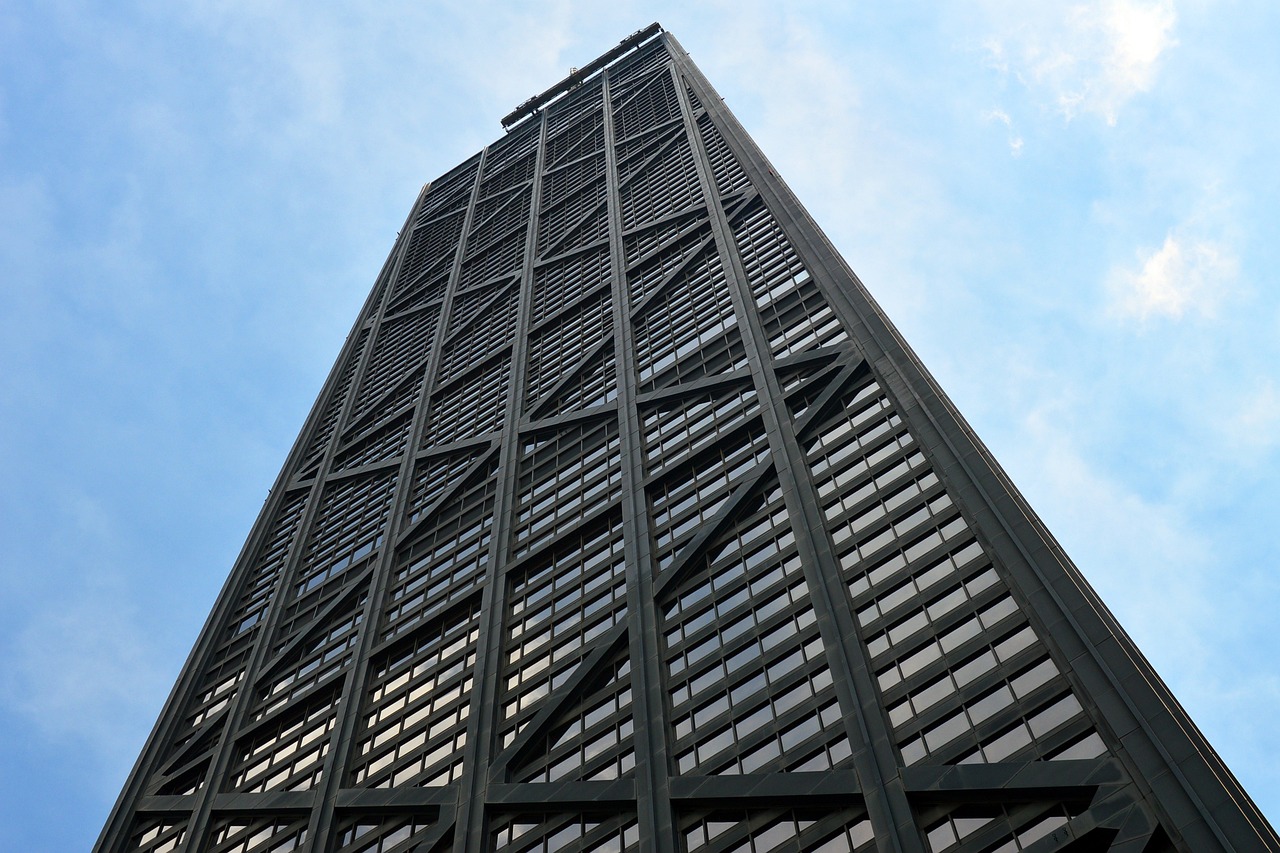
98, 27, 1277, 853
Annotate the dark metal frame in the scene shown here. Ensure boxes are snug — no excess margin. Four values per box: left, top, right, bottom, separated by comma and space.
96, 26, 1277, 853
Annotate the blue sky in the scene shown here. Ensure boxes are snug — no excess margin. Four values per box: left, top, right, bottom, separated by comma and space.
1, 2, 1277, 849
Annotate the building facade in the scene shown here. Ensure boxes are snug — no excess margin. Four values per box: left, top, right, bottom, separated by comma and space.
97, 25, 1277, 853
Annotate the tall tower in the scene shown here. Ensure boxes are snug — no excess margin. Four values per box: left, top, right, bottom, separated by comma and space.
98, 25, 1276, 853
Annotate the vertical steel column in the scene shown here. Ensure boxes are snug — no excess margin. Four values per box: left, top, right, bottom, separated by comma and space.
666, 34, 925, 853
454, 112, 550, 853
303, 150, 490, 850
600, 66, 676, 853
666, 28, 1280, 852
174, 186, 424, 853
91, 212, 412, 851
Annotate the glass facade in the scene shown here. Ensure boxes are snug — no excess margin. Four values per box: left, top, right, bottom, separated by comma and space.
97, 26, 1276, 853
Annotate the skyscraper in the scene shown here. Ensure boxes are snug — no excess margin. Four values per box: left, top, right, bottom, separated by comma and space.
97, 23, 1276, 853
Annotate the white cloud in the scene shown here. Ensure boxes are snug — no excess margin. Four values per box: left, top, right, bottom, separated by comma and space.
982, 107, 1024, 155
982, 0, 1178, 124
693, 5, 965, 328
1107, 231, 1237, 321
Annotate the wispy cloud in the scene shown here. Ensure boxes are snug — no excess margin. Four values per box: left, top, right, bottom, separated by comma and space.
982, 0, 1178, 125
982, 107, 1024, 155
1108, 230, 1237, 321
695, 5, 969, 327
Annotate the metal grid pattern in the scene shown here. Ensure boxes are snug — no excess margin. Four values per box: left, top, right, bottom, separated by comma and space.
98, 27, 1276, 853
677, 808, 874, 853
